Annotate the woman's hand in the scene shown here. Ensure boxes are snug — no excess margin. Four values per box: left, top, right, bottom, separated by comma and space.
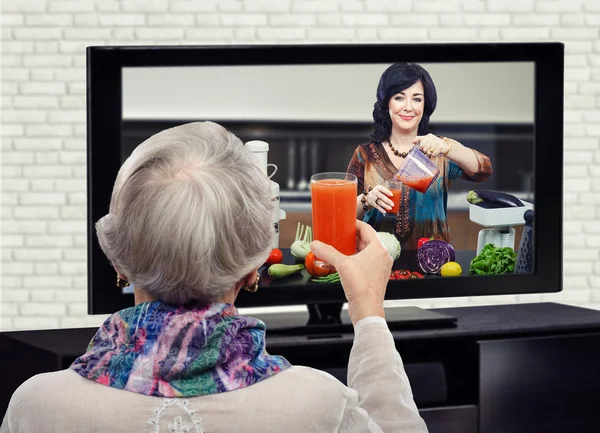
366, 185, 394, 214
310, 221, 392, 325
413, 134, 450, 157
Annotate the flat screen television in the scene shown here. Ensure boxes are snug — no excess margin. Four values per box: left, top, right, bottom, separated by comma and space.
87, 43, 564, 330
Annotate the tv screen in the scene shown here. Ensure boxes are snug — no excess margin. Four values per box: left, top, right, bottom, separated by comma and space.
87, 43, 563, 314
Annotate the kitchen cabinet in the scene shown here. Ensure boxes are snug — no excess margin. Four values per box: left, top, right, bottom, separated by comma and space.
123, 120, 534, 196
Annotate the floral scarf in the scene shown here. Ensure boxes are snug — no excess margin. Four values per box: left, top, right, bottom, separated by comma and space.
70, 301, 291, 397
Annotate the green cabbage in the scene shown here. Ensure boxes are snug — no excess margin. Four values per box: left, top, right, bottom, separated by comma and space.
377, 232, 401, 260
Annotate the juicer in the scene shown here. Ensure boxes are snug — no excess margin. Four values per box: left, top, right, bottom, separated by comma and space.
468, 197, 534, 254
245, 140, 287, 249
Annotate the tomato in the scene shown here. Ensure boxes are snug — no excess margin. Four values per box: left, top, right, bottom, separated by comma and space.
390, 269, 425, 280
305, 252, 331, 278
265, 248, 283, 266
390, 269, 411, 280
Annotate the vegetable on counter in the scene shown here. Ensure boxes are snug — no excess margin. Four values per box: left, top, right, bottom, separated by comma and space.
417, 237, 433, 249
469, 243, 516, 275
311, 272, 341, 283
265, 248, 283, 266
467, 190, 524, 208
440, 262, 462, 277
268, 263, 304, 279
305, 252, 333, 278
389, 270, 424, 280
417, 240, 456, 275
291, 222, 312, 260
377, 232, 401, 260
391, 270, 411, 280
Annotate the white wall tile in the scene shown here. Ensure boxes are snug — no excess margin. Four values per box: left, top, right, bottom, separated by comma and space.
1, 0, 599, 331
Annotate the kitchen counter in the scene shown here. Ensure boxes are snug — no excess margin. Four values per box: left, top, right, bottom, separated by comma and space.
235, 247, 532, 309
251, 248, 479, 306
259, 248, 477, 289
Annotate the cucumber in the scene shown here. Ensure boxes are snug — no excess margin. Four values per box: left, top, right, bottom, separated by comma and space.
467, 190, 524, 208
268, 264, 304, 279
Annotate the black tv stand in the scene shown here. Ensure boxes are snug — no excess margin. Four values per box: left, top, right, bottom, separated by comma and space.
2, 303, 600, 432
307, 303, 343, 325
261, 303, 457, 336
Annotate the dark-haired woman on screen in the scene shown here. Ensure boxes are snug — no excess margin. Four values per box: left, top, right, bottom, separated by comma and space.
348, 62, 492, 251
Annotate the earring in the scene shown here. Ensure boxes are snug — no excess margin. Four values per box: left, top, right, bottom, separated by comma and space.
243, 273, 260, 293
116, 275, 130, 289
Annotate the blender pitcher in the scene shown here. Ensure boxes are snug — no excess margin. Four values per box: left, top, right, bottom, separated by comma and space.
394, 146, 440, 193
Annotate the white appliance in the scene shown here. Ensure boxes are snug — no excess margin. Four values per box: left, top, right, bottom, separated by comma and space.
469, 200, 534, 254
245, 140, 287, 249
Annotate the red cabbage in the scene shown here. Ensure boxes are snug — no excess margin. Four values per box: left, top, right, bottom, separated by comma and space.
417, 240, 456, 274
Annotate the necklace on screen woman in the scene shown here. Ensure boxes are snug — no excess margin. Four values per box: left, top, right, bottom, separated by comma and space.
387, 140, 409, 158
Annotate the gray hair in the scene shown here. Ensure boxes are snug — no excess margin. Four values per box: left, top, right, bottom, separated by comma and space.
96, 121, 274, 304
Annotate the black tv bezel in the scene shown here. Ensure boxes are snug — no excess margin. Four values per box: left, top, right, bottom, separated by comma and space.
87, 42, 564, 314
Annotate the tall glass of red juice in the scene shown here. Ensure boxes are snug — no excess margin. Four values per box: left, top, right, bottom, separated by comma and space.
310, 172, 357, 270
383, 179, 402, 214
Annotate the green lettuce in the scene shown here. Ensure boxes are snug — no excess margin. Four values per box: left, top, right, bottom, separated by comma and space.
469, 243, 516, 275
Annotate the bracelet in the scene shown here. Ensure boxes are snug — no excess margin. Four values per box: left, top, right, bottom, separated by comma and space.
439, 136, 452, 155
361, 187, 373, 211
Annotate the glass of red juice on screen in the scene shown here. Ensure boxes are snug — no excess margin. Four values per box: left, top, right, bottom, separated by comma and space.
383, 179, 402, 214
310, 172, 357, 270
394, 146, 440, 193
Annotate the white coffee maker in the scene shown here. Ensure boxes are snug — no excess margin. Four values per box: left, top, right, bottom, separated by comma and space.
245, 140, 286, 249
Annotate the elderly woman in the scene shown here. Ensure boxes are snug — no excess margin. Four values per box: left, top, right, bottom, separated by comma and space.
1, 122, 427, 433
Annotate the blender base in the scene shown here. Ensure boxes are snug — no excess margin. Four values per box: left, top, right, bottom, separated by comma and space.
476, 226, 516, 254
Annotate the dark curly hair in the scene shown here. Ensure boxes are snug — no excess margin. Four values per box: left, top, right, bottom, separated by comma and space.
370, 63, 438, 145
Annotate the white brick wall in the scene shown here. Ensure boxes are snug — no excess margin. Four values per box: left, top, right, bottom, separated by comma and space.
1, 0, 600, 331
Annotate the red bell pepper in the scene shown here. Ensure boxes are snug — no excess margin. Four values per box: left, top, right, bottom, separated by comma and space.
417, 237, 433, 249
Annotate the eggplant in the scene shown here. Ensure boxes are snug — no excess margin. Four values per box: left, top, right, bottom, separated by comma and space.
467, 190, 524, 208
